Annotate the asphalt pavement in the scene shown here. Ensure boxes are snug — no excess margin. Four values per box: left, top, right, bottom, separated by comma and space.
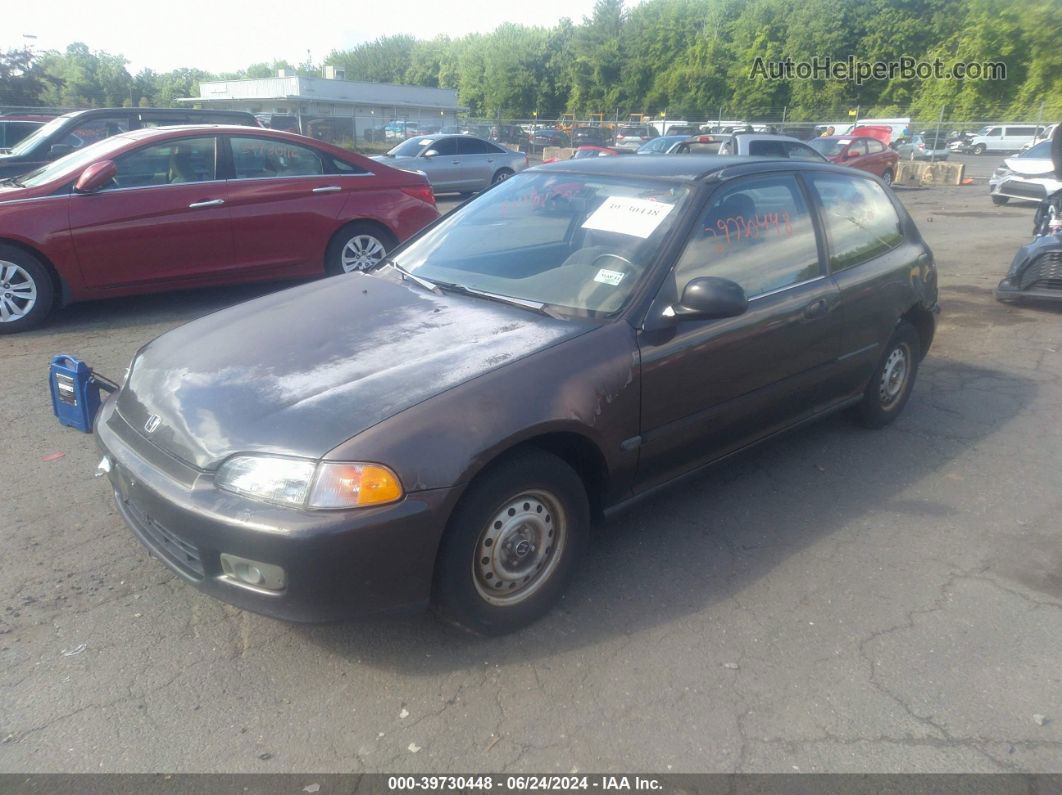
1, 153, 1060, 773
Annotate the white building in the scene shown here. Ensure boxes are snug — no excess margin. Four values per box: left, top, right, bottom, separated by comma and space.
178, 68, 466, 144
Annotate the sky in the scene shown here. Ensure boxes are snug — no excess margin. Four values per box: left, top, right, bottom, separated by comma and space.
4, 0, 615, 74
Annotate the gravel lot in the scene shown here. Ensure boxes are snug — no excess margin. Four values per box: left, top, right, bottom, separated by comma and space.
1, 154, 1060, 773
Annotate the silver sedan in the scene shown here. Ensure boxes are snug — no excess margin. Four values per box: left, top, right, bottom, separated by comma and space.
372, 134, 528, 194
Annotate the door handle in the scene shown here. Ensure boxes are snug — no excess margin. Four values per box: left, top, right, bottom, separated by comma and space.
312, 185, 342, 194
451, 160, 461, 165
803, 298, 829, 319
188, 199, 224, 209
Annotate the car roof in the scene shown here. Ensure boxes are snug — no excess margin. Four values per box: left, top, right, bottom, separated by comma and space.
533, 154, 859, 182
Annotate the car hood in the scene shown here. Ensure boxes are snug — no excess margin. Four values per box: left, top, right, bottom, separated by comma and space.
116, 272, 592, 470
1003, 156, 1053, 177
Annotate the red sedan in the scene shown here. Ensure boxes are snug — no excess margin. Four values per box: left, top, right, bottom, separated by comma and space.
808, 135, 900, 186
0, 126, 438, 332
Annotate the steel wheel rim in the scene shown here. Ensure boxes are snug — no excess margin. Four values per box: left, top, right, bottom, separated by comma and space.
340, 234, 386, 273
882, 170, 893, 185
879, 343, 910, 408
0, 261, 37, 323
472, 490, 566, 606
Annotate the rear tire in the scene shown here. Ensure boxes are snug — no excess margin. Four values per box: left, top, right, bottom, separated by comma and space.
853, 321, 920, 429
492, 168, 514, 185
881, 169, 894, 187
991, 195, 1010, 206
432, 450, 589, 635
325, 222, 395, 276
0, 245, 54, 334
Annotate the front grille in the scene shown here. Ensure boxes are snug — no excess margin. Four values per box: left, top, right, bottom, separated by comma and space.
1020, 251, 1062, 291
122, 496, 205, 579
1005, 181, 1048, 200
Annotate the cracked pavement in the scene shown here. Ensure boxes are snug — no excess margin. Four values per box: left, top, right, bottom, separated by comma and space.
1, 160, 1060, 773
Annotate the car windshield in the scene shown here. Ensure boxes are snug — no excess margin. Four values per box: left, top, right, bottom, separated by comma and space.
390, 171, 690, 316
10, 134, 133, 188
1021, 141, 1052, 159
7, 115, 69, 157
808, 138, 844, 157
387, 138, 432, 157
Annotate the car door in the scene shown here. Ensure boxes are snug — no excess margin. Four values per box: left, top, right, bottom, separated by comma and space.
456, 137, 497, 190
843, 138, 871, 171
863, 138, 893, 174
982, 126, 1003, 152
220, 134, 357, 275
806, 172, 915, 395
635, 173, 843, 492
69, 135, 236, 288
417, 136, 462, 192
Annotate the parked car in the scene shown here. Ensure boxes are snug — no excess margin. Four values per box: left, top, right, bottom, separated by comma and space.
490, 125, 524, 145
571, 127, 610, 147
894, 132, 950, 161
996, 127, 1062, 303
659, 124, 699, 137
568, 145, 634, 159
717, 133, 828, 161
808, 135, 900, 185
531, 128, 570, 147
372, 134, 528, 194
88, 154, 938, 633
636, 135, 695, 155
1022, 123, 1058, 152
960, 124, 1044, 155
988, 140, 1061, 205
0, 126, 438, 333
613, 126, 660, 150
0, 108, 261, 179
0, 119, 45, 153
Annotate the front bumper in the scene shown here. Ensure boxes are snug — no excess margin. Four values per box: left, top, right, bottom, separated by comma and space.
95, 397, 455, 622
996, 237, 1062, 303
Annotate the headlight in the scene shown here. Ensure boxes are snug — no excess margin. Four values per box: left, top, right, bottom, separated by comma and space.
994, 167, 1011, 179
215, 455, 403, 509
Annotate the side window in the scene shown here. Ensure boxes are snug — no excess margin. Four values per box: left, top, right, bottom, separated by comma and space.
427, 137, 459, 156
785, 141, 824, 161
1008, 126, 1035, 137
111, 137, 216, 188
675, 175, 822, 298
137, 116, 191, 128
808, 174, 904, 272
230, 137, 324, 178
458, 137, 492, 155
62, 117, 130, 149
332, 157, 369, 174
848, 139, 868, 155
865, 139, 886, 153
986, 127, 1002, 137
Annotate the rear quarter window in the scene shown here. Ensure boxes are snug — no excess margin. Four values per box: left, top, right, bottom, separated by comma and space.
808, 174, 904, 271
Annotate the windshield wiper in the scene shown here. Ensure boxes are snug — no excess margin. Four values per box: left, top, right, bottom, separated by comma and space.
433, 282, 561, 318
385, 260, 441, 294
0, 177, 25, 187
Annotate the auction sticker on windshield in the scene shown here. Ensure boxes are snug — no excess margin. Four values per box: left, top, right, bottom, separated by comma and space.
582, 196, 676, 238
594, 268, 626, 285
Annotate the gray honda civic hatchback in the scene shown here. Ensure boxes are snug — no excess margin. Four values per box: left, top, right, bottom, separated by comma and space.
95, 156, 938, 634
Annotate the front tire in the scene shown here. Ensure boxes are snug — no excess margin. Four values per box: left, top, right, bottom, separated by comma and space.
325, 222, 395, 276
991, 195, 1010, 206
432, 450, 589, 635
972, 143, 986, 155
0, 245, 54, 334
853, 321, 920, 429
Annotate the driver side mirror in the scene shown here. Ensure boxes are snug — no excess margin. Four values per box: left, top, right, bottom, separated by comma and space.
671, 277, 748, 320
49, 144, 75, 160
74, 160, 118, 194
422, 149, 439, 158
